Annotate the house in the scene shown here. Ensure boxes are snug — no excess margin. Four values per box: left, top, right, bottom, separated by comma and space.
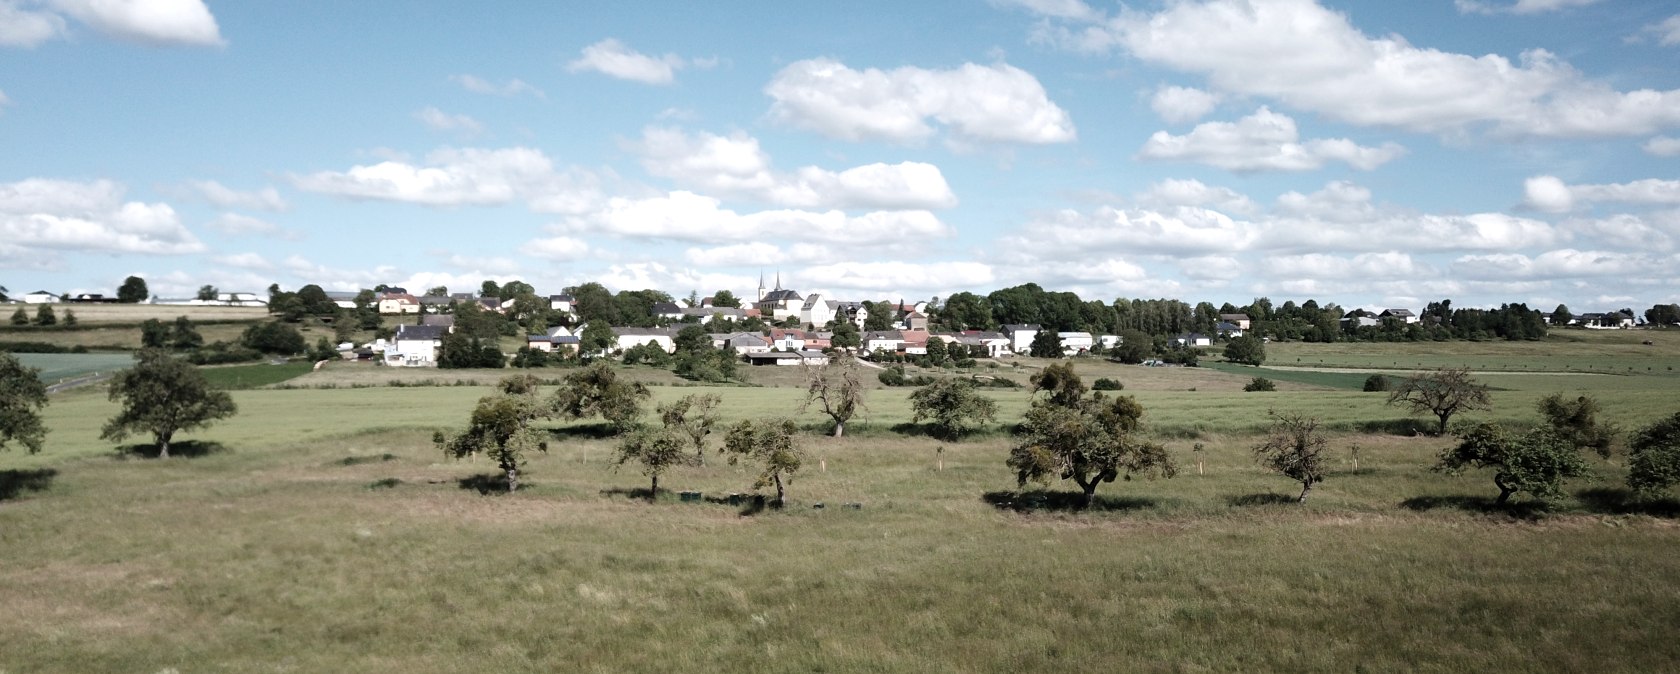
1058, 331, 1094, 355
1002, 324, 1041, 354
421, 314, 456, 331
1579, 310, 1636, 329
20, 291, 60, 304
526, 332, 581, 355
800, 293, 838, 328
682, 306, 750, 324
797, 349, 830, 366
958, 331, 1011, 358
326, 291, 359, 310
1380, 308, 1419, 324
756, 286, 804, 322
832, 301, 869, 329
903, 311, 929, 331
769, 329, 810, 351
417, 295, 455, 310
1219, 313, 1252, 330
549, 294, 575, 313
1097, 334, 1121, 349
377, 293, 421, 315
744, 351, 804, 367
652, 302, 685, 321
386, 324, 446, 367
65, 293, 118, 303
1215, 321, 1244, 338
474, 297, 503, 313
1341, 309, 1379, 329
612, 327, 678, 354
900, 330, 931, 355
895, 300, 931, 315
803, 332, 833, 350
711, 332, 772, 354
1171, 333, 1212, 348
862, 330, 904, 354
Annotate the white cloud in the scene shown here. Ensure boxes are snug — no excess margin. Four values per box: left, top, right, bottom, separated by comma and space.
1036, 0, 1680, 138
567, 190, 952, 246
792, 261, 996, 295
205, 212, 296, 239
1136, 178, 1258, 215
1268, 211, 1563, 252
1642, 15, 1680, 46
49, 0, 223, 46
440, 253, 520, 275
1642, 136, 1680, 157
681, 242, 834, 267
566, 38, 699, 85
1176, 255, 1242, 281
292, 147, 601, 213
188, 180, 288, 212
1451, 249, 1650, 280
1006, 204, 1262, 257
1561, 214, 1674, 252
1150, 85, 1220, 124
415, 107, 484, 135
0, 88, 11, 110
450, 74, 544, 98
211, 252, 273, 271
0, 178, 203, 255
595, 262, 750, 295
992, 0, 1100, 21
1525, 175, 1680, 211
764, 58, 1076, 145
1455, 0, 1602, 15
630, 127, 957, 210
1275, 181, 1378, 223
0, 1, 67, 47
524, 236, 591, 261
1522, 175, 1574, 212
1265, 252, 1428, 280
1138, 107, 1406, 171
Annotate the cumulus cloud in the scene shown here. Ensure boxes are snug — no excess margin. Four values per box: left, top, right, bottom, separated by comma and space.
595, 262, 751, 296
682, 242, 834, 267
450, 74, 544, 98
1150, 85, 1220, 124
992, 0, 1101, 21
565, 190, 952, 246
1136, 178, 1258, 215
415, 107, 484, 135
205, 212, 298, 239
1274, 181, 1378, 223
630, 126, 957, 210
211, 252, 273, 271
48, 0, 223, 46
792, 261, 996, 295
0, 1, 66, 47
1005, 204, 1262, 257
764, 58, 1076, 145
1138, 107, 1406, 172
0, 178, 203, 255
1454, 0, 1602, 15
0, 88, 11, 110
1451, 249, 1650, 280
291, 147, 602, 213
1643, 136, 1680, 157
1524, 175, 1680, 211
566, 38, 711, 85
1634, 15, 1680, 46
187, 180, 288, 212
524, 236, 591, 261
1028, 0, 1680, 138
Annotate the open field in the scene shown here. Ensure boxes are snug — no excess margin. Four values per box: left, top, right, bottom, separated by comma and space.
1265, 328, 1680, 373
1, 303, 270, 324
13, 352, 136, 383
4, 338, 1680, 671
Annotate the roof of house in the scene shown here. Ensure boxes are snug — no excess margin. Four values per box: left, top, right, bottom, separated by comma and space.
421, 314, 455, 327
1175, 332, 1210, 341
394, 324, 447, 341
1215, 321, 1242, 332
1002, 324, 1042, 332
1382, 308, 1416, 317
417, 295, 454, 306
380, 293, 420, 303
802, 295, 837, 310
1057, 331, 1093, 338
1219, 313, 1250, 321
528, 334, 581, 344
863, 330, 905, 341
613, 327, 678, 338
652, 302, 684, 315
761, 289, 802, 302
549, 294, 574, 302
745, 351, 801, 362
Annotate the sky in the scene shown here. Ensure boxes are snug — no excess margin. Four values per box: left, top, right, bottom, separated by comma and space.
1, 0, 1678, 312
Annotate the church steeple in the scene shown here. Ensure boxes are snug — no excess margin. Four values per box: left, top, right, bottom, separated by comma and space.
774, 270, 782, 291
757, 270, 767, 302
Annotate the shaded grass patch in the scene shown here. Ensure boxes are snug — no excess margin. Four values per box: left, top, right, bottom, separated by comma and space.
0, 468, 57, 501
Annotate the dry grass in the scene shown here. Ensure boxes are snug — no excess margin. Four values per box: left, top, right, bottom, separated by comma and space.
14, 304, 270, 324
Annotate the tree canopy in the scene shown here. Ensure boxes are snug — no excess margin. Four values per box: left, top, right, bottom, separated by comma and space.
437, 383, 548, 492
551, 361, 650, 434
800, 356, 868, 437
1436, 422, 1588, 504
721, 417, 804, 505
101, 349, 237, 458
0, 353, 49, 454
1252, 411, 1331, 502
1223, 335, 1266, 366
117, 275, 148, 303
1628, 412, 1680, 499
910, 377, 998, 441
1387, 367, 1491, 435
1007, 388, 1175, 508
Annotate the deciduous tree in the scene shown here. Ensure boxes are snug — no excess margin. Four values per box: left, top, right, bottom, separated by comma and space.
910, 377, 997, 441
1223, 335, 1265, 366
1252, 411, 1330, 502
1436, 422, 1587, 504
801, 357, 868, 438
1628, 412, 1680, 499
1387, 367, 1491, 435
1537, 394, 1616, 457
1028, 329, 1062, 358
0, 353, 49, 454
551, 360, 650, 434
436, 387, 548, 492
116, 275, 148, 303
101, 349, 237, 458
615, 427, 694, 498
660, 393, 722, 459
1006, 392, 1175, 508
721, 417, 803, 505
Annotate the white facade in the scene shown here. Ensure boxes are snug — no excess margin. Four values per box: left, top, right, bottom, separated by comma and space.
21, 291, 60, 304
800, 293, 838, 328
378, 294, 420, 315
1058, 332, 1094, 354
1003, 325, 1040, 354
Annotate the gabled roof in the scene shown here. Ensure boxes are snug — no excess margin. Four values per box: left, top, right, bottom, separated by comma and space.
1219, 313, 1250, 321
549, 294, 575, 302
380, 293, 420, 303
862, 330, 904, 341
394, 324, 447, 341
652, 302, 684, 315
417, 295, 454, 305
613, 327, 678, 337
1002, 324, 1041, 332
1381, 308, 1416, 317
421, 314, 455, 327
1215, 321, 1242, 332
761, 289, 802, 302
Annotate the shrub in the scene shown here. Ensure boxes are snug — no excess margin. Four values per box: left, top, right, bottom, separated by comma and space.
1363, 374, 1391, 392
1243, 377, 1277, 392
1092, 377, 1124, 391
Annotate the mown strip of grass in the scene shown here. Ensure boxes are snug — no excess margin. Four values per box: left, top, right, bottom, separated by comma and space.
199, 361, 315, 390
1203, 361, 1384, 390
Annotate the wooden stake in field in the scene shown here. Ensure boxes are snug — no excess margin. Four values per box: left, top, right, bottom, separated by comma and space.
1193, 442, 1205, 475
936, 445, 944, 472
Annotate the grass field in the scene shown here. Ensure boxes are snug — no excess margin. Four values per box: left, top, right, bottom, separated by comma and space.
3, 340, 1680, 671
200, 362, 318, 390
12, 352, 136, 383
0, 303, 270, 324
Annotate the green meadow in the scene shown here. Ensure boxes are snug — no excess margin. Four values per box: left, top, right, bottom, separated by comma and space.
3, 336, 1680, 672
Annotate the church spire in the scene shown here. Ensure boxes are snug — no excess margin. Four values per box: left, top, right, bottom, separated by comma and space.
775, 270, 782, 291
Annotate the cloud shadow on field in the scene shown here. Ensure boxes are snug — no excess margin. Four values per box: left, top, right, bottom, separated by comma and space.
0, 468, 57, 501
983, 490, 1157, 513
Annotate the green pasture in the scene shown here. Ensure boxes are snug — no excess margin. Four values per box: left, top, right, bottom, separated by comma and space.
200, 361, 316, 390
12, 352, 135, 383
4, 340, 1680, 671
1265, 328, 1680, 373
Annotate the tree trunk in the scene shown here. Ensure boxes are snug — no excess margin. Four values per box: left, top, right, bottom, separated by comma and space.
156, 431, 172, 459
650, 473, 659, 500
1075, 476, 1098, 509
1494, 474, 1514, 505
1298, 481, 1312, 503
1436, 412, 1451, 436
832, 419, 845, 438
506, 467, 519, 492
774, 473, 785, 506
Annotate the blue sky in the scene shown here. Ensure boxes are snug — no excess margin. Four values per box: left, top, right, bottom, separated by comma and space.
2, 0, 1678, 312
